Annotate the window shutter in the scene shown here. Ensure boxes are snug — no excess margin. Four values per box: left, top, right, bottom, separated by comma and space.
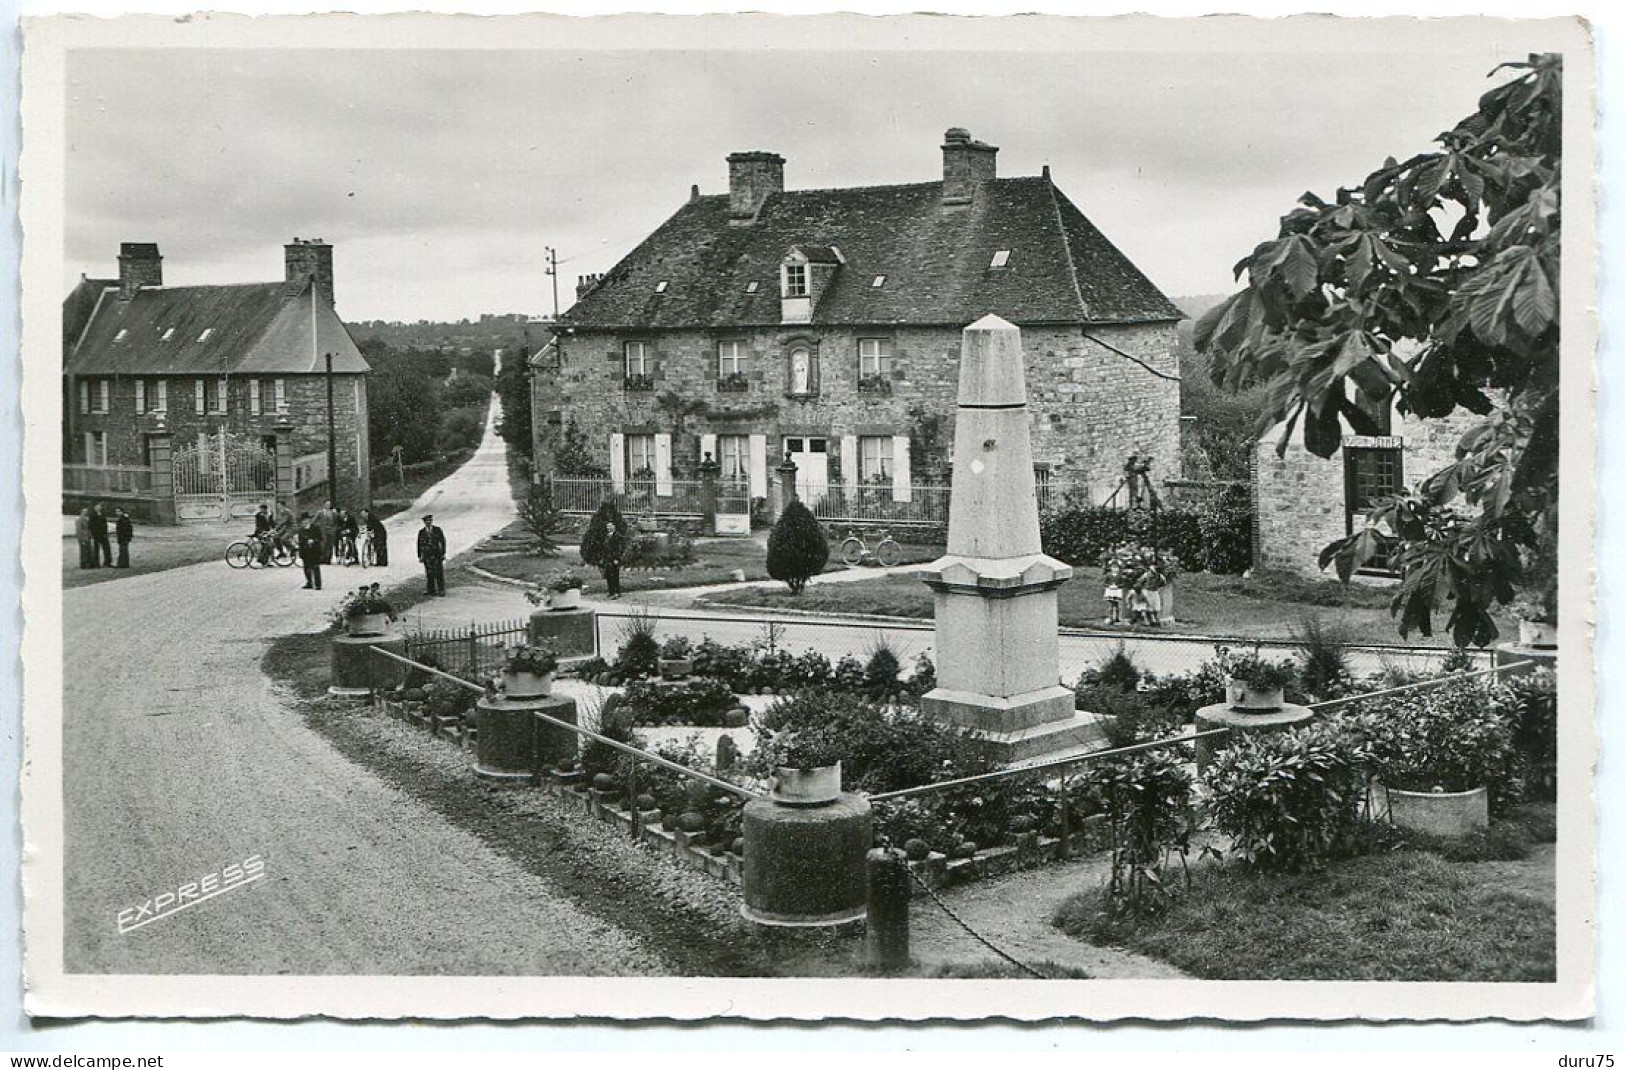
654, 433, 674, 497
699, 433, 717, 467
83, 432, 93, 464
195, 379, 205, 413
892, 435, 912, 502
78, 380, 88, 415
249, 380, 262, 415
135, 379, 146, 415
841, 435, 859, 484
748, 434, 768, 499
609, 432, 626, 492
96, 380, 108, 413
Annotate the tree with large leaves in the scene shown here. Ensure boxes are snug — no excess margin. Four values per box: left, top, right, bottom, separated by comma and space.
1196, 54, 1561, 647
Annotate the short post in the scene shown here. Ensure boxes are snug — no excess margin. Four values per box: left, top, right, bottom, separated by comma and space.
698, 455, 722, 536
1057, 773, 1072, 860
865, 847, 911, 970
769, 456, 799, 525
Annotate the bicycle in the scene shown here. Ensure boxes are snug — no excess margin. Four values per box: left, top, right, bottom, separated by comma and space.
226, 532, 295, 569
840, 527, 902, 568
359, 530, 377, 568
335, 531, 359, 566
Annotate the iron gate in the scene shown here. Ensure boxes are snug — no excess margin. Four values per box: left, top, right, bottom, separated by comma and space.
172, 432, 278, 521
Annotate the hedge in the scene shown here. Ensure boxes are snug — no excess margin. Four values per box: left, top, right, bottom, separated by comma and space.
1040, 492, 1252, 576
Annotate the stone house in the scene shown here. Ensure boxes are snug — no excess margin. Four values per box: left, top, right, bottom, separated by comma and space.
63, 239, 371, 522
1253, 403, 1481, 579
530, 128, 1183, 515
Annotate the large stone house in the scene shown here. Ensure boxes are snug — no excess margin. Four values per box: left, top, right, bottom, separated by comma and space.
531, 128, 1182, 517
62, 239, 371, 522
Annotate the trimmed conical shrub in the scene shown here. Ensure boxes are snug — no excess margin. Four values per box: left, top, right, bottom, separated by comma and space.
581, 501, 628, 569
766, 500, 829, 595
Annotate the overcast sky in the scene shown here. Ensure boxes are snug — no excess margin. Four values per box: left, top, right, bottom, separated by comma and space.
64, 40, 1530, 322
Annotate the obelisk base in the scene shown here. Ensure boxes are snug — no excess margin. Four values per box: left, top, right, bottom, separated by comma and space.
922, 685, 1106, 765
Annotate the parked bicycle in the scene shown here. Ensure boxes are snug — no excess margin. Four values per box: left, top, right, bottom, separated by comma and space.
335, 530, 358, 566
359, 530, 377, 568
226, 532, 295, 569
840, 527, 902, 568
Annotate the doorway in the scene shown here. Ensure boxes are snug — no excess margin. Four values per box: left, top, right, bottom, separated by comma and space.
784, 436, 829, 505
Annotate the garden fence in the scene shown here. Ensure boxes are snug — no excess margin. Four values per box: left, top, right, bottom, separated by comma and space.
404, 617, 530, 682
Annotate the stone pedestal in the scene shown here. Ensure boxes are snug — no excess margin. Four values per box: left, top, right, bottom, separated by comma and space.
474, 692, 579, 781
741, 793, 871, 926
329, 633, 408, 697
1494, 642, 1557, 678
1194, 701, 1315, 773
527, 607, 597, 661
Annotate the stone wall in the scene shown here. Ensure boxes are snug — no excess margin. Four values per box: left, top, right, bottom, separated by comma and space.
1254, 407, 1482, 579
68, 371, 371, 509
532, 321, 1178, 498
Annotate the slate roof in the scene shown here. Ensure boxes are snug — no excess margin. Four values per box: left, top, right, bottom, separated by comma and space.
65, 280, 369, 376
561, 175, 1182, 331
63, 276, 115, 354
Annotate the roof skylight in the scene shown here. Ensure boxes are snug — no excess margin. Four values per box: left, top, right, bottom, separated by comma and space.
654, 281, 668, 294
161, 327, 176, 341
198, 328, 214, 342
114, 329, 127, 342
990, 250, 1011, 268
872, 275, 886, 288
746, 281, 759, 294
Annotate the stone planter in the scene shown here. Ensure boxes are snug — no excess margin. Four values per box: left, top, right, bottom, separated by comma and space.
549, 587, 582, 611
1226, 679, 1285, 711
347, 612, 390, 638
1376, 783, 1489, 839
771, 763, 842, 806
504, 669, 554, 699
1518, 620, 1557, 650
659, 656, 693, 680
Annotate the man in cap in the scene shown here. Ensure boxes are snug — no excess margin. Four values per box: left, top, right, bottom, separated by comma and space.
416, 514, 447, 596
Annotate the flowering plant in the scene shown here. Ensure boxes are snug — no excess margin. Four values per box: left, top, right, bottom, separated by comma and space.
1213, 644, 1296, 690
503, 643, 559, 677
326, 586, 396, 627
548, 570, 585, 593
1103, 542, 1178, 586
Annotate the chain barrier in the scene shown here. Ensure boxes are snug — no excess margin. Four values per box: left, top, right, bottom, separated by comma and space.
904, 866, 1049, 980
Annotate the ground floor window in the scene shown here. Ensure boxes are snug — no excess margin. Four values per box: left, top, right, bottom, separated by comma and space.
1345, 446, 1403, 573
857, 435, 892, 483
717, 434, 749, 480
83, 431, 108, 467
626, 433, 656, 478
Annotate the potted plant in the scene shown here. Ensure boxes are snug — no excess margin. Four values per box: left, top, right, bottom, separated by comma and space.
766, 726, 844, 805
327, 585, 397, 638
1218, 647, 1295, 711
658, 635, 695, 680
1363, 680, 1518, 837
547, 570, 585, 611
1514, 596, 1557, 650
502, 643, 559, 699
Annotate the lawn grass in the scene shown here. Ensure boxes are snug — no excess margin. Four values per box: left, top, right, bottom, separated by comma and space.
706, 565, 1498, 646
476, 536, 938, 595
1052, 848, 1555, 982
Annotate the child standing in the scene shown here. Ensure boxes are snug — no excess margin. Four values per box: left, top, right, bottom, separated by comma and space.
1103, 567, 1125, 625
1127, 581, 1150, 626
1141, 563, 1166, 626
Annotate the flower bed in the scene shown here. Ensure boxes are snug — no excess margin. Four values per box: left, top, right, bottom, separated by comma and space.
620, 677, 744, 727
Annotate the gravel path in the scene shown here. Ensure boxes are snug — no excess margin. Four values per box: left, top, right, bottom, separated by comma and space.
62, 409, 671, 975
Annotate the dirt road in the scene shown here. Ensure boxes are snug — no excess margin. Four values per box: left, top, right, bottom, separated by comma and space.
61, 407, 671, 974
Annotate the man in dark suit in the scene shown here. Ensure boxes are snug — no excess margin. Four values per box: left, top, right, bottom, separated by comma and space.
416, 514, 447, 596
298, 513, 324, 590
89, 503, 113, 567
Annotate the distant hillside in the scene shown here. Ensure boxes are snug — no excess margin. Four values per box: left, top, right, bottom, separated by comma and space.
348, 314, 548, 357
1172, 294, 1231, 345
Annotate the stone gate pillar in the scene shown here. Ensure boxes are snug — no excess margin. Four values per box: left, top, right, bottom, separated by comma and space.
698, 455, 722, 535
770, 456, 799, 524
148, 434, 177, 525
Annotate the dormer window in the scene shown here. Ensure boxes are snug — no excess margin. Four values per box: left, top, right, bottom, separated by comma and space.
990, 250, 1011, 268
784, 264, 808, 298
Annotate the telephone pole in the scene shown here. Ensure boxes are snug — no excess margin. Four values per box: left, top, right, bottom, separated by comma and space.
544, 246, 560, 321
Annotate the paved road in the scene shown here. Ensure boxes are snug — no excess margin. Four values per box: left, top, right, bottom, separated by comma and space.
62, 405, 669, 974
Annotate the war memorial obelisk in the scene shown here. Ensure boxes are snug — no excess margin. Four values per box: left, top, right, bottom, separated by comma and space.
920, 315, 1102, 763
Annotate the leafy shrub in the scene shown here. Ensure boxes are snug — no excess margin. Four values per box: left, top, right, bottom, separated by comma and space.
1198, 485, 1253, 574
905, 652, 937, 696
833, 654, 866, 693
1039, 500, 1252, 576
624, 530, 696, 570
1080, 644, 1142, 693
1203, 722, 1378, 871
1139, 664, 1228, 712
692, 637, 754, 691
766, 500, 829, 594
621, 677, 739, 726
423, 677, 475, 721
581, 694, 637, 781
1079, 686, 1187, 749
1293, 616, 1355, 700
863, 638, 904, 698
580, 501, 628, 569
1347, 679, 1524, 812
1504, 670, 1557, 802
1096, 752, 1197, 917
614, 608, 661, 679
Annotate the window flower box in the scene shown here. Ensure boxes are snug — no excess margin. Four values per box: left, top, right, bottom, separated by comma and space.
717, 373, 750, 393
624, 373, 656, 392
857, 375, 892, 397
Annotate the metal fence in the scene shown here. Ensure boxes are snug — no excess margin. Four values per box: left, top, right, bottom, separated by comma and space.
63, 463, 153, 496
550, 476, 750, 521
404, 617, 529, 682
586, 607, 1481, 685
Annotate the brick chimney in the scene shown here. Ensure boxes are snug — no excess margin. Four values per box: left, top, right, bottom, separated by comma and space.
117, 243, 163, 301
284, 238, 336, 310
726, 151, 785, 223
941, 128, 998, 205
576, 273, 604, 301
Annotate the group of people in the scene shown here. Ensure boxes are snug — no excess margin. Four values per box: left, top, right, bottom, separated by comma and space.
260, 500, 388, 569
293, 507, 446, 599
1103, 562, 1167, 627
74, 502, 133, 569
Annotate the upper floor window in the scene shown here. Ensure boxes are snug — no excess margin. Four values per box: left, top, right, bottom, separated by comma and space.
783, 263, 808, 298
209, 377, 227, 415
250, 379, 263, 416
91, 379, 109, 414
859, 338, 894, 378
624, 341, 651, 377
274, 378, 287, 413
150, 378, 168, 413
717, 340, 746, 378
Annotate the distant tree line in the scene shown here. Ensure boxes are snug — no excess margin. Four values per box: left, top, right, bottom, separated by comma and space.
360, 337, 494, 466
